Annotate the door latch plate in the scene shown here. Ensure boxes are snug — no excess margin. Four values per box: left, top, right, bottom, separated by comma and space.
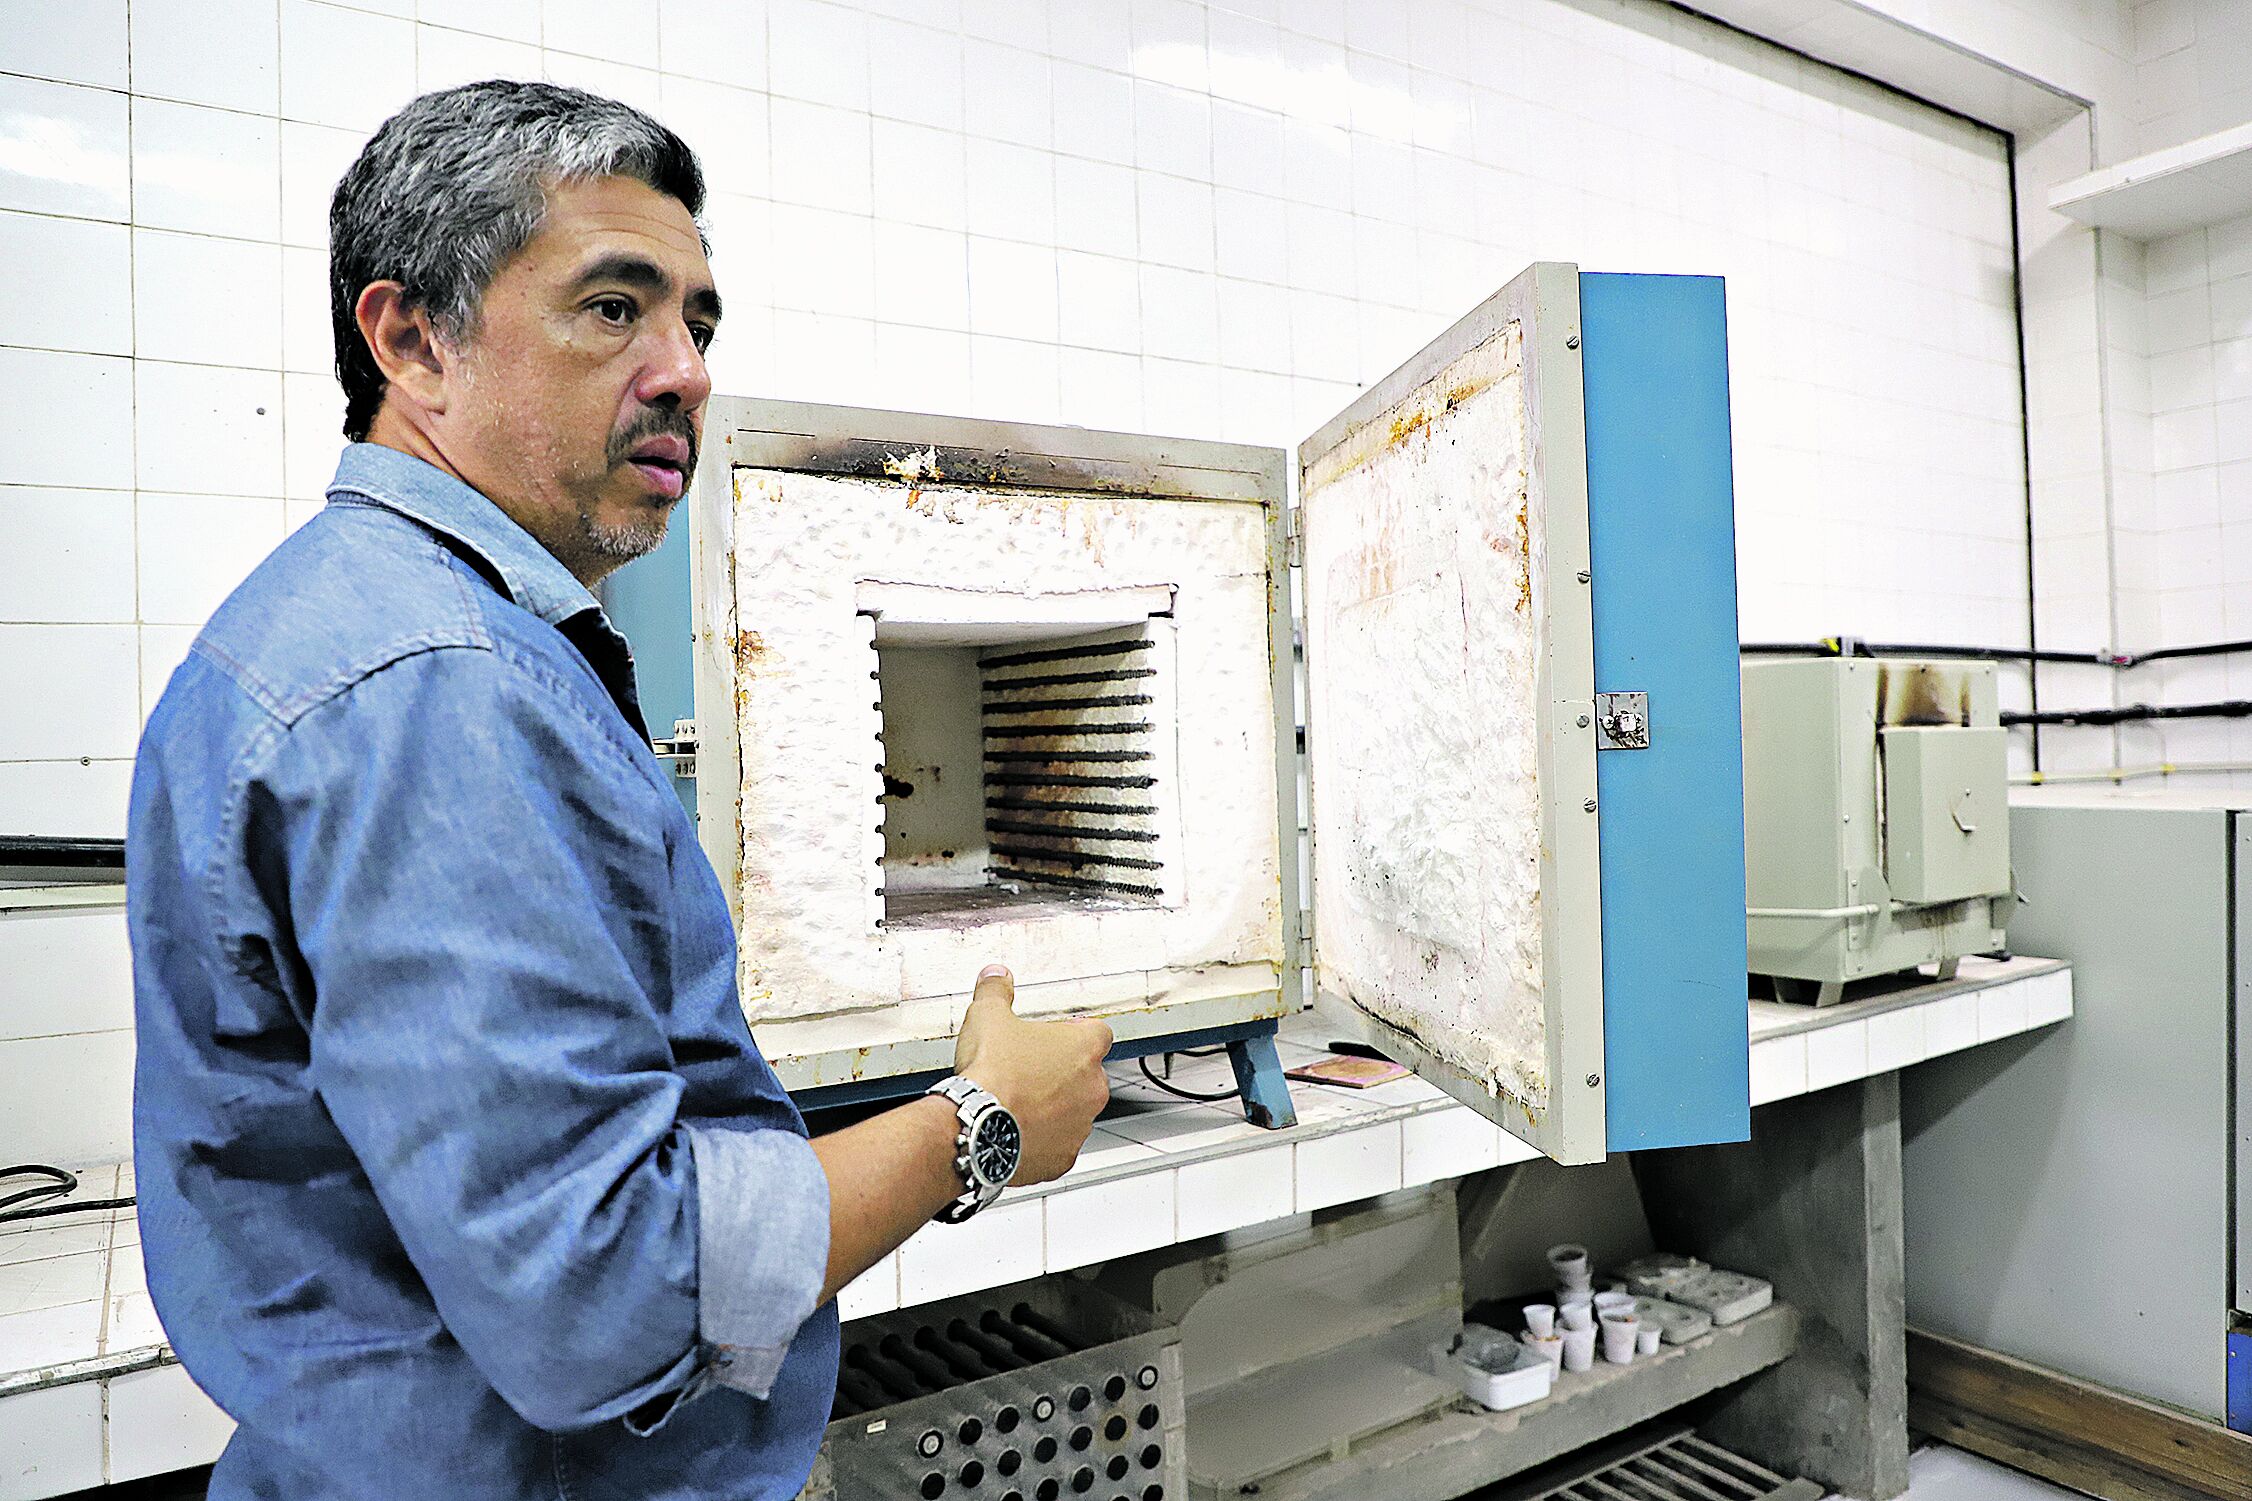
1595, 692, 1649, 751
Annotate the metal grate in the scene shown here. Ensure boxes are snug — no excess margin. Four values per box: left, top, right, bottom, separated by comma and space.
1473, 1426, 1823, 1501
979, 631, 1163, 901
803, 1282, 1185, 1501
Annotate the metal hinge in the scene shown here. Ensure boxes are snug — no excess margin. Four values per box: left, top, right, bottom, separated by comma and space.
1594, 692, 1649, 750
652, 717, 698, 778
1284, 506, 1304, 568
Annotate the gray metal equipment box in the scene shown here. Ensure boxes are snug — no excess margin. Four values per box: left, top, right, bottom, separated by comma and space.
1742, 658, 2013, 1005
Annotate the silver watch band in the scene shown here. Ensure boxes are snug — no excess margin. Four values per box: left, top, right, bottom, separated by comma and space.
926, 1075, 1008, 1223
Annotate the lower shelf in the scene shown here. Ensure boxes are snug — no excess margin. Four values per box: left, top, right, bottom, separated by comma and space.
1228, 1304, 1801, 1501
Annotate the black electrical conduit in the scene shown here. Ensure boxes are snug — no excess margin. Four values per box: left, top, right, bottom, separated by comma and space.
1742, 636, 2252, 669
2001, 699, 2252, 729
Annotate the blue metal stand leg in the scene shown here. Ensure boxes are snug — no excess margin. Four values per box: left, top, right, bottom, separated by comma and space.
1228, 1031, 1297, 1129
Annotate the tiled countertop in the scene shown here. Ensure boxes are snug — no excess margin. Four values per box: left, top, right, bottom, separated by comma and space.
0, 956, 2071, 1496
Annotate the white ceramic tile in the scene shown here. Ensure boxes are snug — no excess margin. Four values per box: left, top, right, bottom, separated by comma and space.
1923, 990, 1979, 1057
771, 202, 875, 319
279, 120, 364, 249
133, 361, 286, 497
964, 40, 1052, 149
1214, 187, 1286, 282
1217, 363, 1291, 441
106, 1362, 237, 1483
869, 322, 968, 411
1138, 264, 1217, 362
1866, 1004, 1925, 1074
0, 211, 130, 357
1053, 155, 1138, 256
1, 1, 128, 90
1747, 1033, 1807, 1107
141, 623, 202, 721
0, 1220, 112, 1270
967, 237, 1057, 341
416, 24, 544, 93
429, 0, 542, 43
1056, 250, 1140, 353
1292, 1119, 1401, 1212
770, 98, 872, 214
136, 493, 287, 626
545, 0, 662, 67
540, 50, 664, 116
1042, 1168, 1176, 1270
0, 75, 132, 221
1137, 170, 1214, 271
968, 333, 1059, 421
0, 908, 133, 1043
284, 372, 348, 499
1059, 344, 1141, 426
1052, 61, 1135, 165
107, 1283, 168, 1351
871, 221, 969, 331
657, 0, 767, 87
1400, 1106, 1500, 1184
1804, 1017, 1870, 1093
0, 1295, 104, 1372
1052, 0, 1133, 71
963, 0, 1045, 46
277, 1, 419, 130
131, 98, 281, 241
1174, 1142, 1294, 1240
0, 626, 139, 759
653, 78, 767, 198
952, 135, 1050, 238
1976, 980, 2031, 1042
0, 761, 133, 840
279, 244, 332, 377
2025, 971, 2074, 1028
770, 0, 870, 112
0, 1253, 106, 1320
0, 1379, 104, 1497
130, 0, 278, 114
895, 1196, 1042, 1308
769, 308, 876, 404
134, 230, 284, 369
866, 17, 963, 133
837, 1254, 899, 1322
1133, 80, 1208, 179
872, 120, 967, 232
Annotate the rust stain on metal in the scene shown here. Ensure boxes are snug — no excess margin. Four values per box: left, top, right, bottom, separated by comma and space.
735, 630, 768, 677
1514, 496, 1532, 613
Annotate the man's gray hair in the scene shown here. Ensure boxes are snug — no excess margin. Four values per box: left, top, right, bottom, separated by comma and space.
329, 80, 706, 441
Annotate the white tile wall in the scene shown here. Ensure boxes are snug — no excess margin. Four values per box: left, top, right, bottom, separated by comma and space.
0, 0, 2034, 853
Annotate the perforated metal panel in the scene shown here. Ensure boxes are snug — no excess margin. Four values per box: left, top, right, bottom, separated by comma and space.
803, 1278, 1185, 1501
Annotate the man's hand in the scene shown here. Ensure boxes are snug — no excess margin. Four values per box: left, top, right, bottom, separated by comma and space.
953, 965, 1112, 1186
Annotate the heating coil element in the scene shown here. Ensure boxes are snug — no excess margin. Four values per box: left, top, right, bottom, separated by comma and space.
979, 635, 1163, 900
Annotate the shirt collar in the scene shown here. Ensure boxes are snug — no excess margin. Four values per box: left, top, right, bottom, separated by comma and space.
326, 442, 599, 628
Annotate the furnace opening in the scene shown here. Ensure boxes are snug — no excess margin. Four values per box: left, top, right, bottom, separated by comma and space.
870, 605, 1177, 930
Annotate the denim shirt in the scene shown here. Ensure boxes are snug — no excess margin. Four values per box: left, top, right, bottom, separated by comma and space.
127, 443, 840, 1500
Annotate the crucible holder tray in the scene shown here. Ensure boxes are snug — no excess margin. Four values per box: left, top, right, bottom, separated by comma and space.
798, 1276, 1185, 1501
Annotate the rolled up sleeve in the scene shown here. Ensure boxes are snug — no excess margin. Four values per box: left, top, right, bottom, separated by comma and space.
686, 1125, 830, 1398
273, 644, 828, 1430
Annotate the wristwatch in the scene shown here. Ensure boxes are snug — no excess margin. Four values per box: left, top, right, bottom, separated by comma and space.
926, 1076, 1021, 1223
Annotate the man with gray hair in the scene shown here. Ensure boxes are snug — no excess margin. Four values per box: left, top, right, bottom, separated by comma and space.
127, 81, 1111, 1498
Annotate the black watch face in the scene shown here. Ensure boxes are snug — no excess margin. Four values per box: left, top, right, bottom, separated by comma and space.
971, 1110, 1021, 1188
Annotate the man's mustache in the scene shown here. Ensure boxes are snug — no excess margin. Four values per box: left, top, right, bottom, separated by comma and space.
607, 407, 700, 476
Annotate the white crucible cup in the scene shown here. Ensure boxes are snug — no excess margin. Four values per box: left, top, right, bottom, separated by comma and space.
1561, 1324, 1598, 1373
1599, 1313, 1639, 1365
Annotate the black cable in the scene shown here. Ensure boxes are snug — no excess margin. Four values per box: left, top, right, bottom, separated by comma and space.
0, 1164, 75, 1215
0, 1164, 135, 1225
0, 1196, 136, 1224
1137, 1055, 1239, 1103
1743, 637, 2252, 670
2002, 699, 2252, 729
